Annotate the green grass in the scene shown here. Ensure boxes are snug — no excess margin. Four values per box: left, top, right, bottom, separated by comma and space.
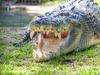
95, 0, 100, 6
0, 32, 100, 75
42, 0, 65, 6
42, 0, 100, 6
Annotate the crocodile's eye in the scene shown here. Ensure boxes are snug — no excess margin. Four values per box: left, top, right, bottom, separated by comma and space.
60, 13, 64, 16
60, 12, 70, 16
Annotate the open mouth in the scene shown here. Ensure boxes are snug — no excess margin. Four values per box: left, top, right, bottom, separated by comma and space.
32, 30, 69, 61
30, 26, 70, 61
41, 31, 68, 38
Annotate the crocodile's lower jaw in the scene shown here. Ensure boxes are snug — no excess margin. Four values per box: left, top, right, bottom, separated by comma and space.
33, 32, 68, 61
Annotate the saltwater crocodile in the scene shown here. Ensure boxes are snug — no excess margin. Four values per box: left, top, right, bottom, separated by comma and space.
16, 0, 100, 61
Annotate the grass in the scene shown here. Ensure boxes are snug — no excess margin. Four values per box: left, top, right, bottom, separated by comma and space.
95, 0, 100, 6
42, 0, 65, 6
42, 0, 100, 6
0, 31, 100, 75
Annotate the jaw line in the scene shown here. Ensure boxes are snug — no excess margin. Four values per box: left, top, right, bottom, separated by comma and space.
30, 26, 69, 39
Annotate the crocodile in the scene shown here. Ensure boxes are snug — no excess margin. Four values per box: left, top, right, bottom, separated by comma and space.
16, 0, 100, 61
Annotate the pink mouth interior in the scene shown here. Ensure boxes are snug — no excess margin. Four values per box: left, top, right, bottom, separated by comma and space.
33, 31, 69, 61
41, 31, 68, 38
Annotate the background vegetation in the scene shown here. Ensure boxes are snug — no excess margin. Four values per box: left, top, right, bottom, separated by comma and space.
41, 0, 65, 5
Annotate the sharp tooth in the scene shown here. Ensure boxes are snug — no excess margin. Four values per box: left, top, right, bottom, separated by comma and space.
57, 32, 62, 40
49, 26, 53, 32
54, 31, 61, 39
40, 26, 44, 31
37, 27, 40, 31
46, 31, 49, 36
33, 27, 37, 31
34, 27, 38, 32
32, 27, 35, 31
48, 28, 51, 32
55, 31, 58, 37
30, 31, 35, 39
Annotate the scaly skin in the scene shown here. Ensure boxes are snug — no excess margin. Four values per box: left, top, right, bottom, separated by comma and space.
17, 0, 100, 61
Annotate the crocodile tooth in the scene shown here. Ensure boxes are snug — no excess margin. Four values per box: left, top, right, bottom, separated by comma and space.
40, 26, 44, 31
46, 31, 49, 36
55, 31, 58, 37
57, 32, 62, 40
37, 27, 40, 31
30, 31, 35, 39
34, 27, 38, 31
48, 28, 51, 32
34, 26, 37, 30
32, 27, 35, 31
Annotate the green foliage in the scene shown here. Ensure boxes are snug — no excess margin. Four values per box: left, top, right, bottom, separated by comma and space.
42, 0, 100, 6
96, 0, 100, 6
41, 0, 56, 3
42, 0, 65, 6
0, 31, 100, 75
79, 66, 100, 75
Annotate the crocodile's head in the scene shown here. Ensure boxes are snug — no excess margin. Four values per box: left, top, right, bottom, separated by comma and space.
31, 8, 83, 61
